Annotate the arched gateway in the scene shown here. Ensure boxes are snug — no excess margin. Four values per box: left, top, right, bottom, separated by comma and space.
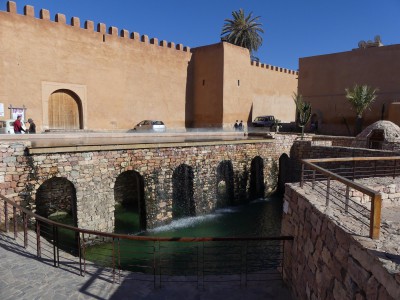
48, 89, 83, 130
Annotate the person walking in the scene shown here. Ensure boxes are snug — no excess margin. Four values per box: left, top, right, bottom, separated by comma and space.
13, 115, 25, 134
27, 118, 36, 134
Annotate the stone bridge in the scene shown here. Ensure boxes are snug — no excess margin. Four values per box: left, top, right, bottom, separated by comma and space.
0, 135, 297, 232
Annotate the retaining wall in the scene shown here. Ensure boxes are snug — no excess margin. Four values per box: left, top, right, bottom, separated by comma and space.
282, 184, 400, 300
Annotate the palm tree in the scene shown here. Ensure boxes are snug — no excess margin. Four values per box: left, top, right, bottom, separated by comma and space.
345, 84, 378, 135
293, 93, 312, 140
221, 9, 264, 56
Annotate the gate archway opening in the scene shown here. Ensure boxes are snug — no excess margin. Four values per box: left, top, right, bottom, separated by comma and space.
114, 171, 146, 232
216, 160, 234, 207
249, 156, 265, 200
36, 177, 78, 254
36, 177, 78, 225
172, 164, 195, 219
48, 89, 83, 130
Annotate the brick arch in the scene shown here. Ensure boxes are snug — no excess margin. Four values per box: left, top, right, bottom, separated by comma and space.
36, 177, 77, 226
114, 170, 146, 231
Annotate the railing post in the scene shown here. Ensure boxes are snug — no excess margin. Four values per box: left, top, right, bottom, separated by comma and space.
326, 177, 330, 206
53, 225, 57, 267
393, 160, 396, 179
352, 161, 356, 180
78, 232, 83, 276
13, 206, 17, 239
241, 241, 248, 287
4, 201, 9, 232
82, 233, 86, 276
112, 237, 116, 283
370, 193, 382, 239
300, 163, 305, 188
36, 219, 41, 258
23, 212, 28, 248
117, 238, 121, 284
312, 170, 316, 189
345, 186, 350, 213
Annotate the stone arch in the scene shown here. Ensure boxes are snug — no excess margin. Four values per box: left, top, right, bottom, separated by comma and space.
249, 156, 265, 200
172, 164, 195, 219
48, 89, 83, 130
36, 177, 78, 226
114, 170, 146, 231
278, 153, 290, 194
216, 160, 234, 207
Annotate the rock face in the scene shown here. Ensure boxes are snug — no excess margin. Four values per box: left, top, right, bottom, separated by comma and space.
351, 121, 400, 151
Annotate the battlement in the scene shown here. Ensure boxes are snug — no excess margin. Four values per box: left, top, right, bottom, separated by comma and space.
251, 60, 298, 75
3, 1, 191, 53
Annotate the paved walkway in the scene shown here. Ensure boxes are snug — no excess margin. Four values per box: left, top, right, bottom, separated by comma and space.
0, 233, 292, 300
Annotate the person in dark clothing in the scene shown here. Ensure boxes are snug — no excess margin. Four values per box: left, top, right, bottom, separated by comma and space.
27, 118, 36, 134
238, 120, 244, 131
234, 120, 239, 131
13, 115, 25, 134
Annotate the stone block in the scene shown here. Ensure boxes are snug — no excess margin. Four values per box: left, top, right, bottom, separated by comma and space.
347, 257, 371, 289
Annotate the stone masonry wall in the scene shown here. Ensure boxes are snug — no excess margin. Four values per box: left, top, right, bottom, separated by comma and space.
1, 134, 297, 232
282, 184, 400, 300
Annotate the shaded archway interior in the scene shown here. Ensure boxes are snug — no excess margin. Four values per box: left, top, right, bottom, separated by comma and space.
216, 160, 234, 207
114, 171, 146, 232
172, 164, 195, 219
249, 156, 265, 200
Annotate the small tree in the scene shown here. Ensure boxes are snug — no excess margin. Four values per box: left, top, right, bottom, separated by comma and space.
293, 93, 312, 139
345, 84, 378, 136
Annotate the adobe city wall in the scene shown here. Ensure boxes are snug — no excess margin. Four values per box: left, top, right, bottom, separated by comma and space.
282, 184, 400, 300
0, 135, 297, 232
298, 44, 400, 135
0, 1, 298, 132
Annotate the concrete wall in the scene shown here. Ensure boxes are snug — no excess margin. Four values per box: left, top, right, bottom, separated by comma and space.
298, 45, 400, 136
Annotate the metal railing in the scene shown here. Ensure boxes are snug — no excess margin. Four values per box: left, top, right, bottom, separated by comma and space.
300, 156, 400, 239
0, 194, 293, 288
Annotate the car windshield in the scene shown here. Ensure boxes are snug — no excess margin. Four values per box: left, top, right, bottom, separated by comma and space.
254, 117, 265, 122
0, 121, 5, 128
152, 121, 164, 125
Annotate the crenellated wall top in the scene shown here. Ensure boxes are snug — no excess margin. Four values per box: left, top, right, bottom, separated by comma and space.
3, 1, 191, 53
250, 60, 298, 76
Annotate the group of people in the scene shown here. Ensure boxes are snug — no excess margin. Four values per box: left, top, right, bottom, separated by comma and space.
13, 115, 36, 134
234, 120, 244, 131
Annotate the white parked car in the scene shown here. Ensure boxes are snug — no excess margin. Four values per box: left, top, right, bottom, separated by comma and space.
133, 120, 166, 132
0, 119, 26, 134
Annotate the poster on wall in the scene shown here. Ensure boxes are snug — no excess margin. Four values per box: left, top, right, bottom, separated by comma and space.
0, 103, 4, 117
11, 108, 25, 121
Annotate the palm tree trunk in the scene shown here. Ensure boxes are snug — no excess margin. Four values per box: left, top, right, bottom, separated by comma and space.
354, 116, 363, 136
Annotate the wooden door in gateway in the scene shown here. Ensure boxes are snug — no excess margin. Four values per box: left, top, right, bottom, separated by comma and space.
48, 90, 82, 130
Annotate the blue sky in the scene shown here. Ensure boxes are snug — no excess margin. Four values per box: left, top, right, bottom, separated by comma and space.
2, 0, 400, 70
